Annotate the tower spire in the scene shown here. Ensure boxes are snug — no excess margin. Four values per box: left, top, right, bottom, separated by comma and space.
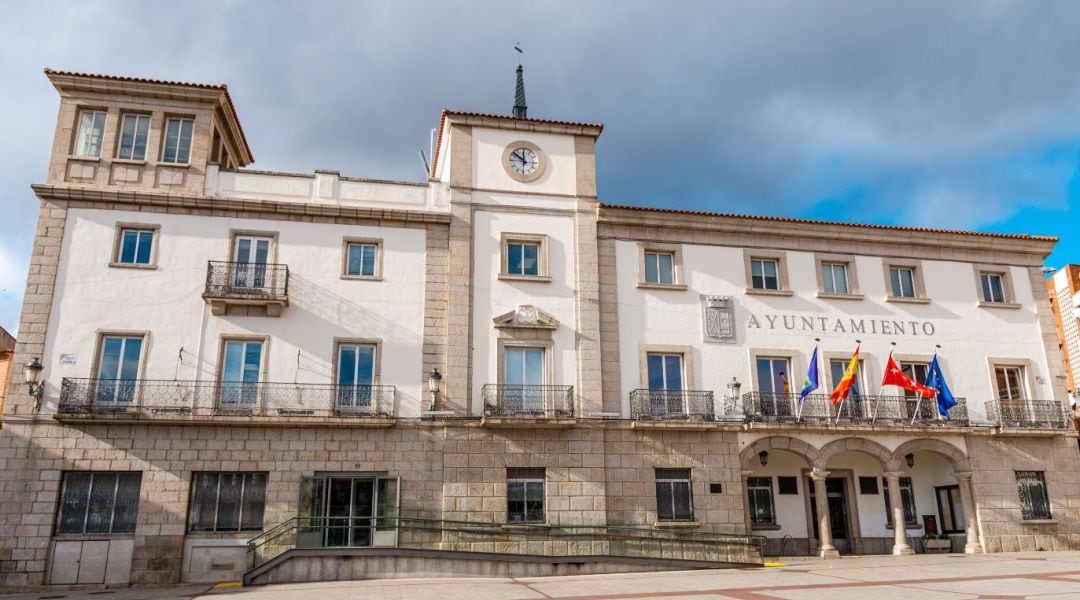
513, 45, 527, 118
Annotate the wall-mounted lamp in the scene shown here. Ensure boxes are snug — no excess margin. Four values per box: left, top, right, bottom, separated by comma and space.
905, 453, 915, 468
758, 450, 769, 467
24, 357, 45, 407
728, 377, 742, 400
427, 367, 443, 411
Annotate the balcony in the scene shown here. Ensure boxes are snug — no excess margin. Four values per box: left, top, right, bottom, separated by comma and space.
57, 378, 395, 422
985, 398, 1071, 429
741, 392, 970, 427
482, 384, 574, 419
203, 261, 289, 316
630, 389, 715, 421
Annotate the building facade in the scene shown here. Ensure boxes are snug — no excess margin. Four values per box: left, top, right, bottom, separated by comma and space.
1048, 264, 1080, 400
0, 68, 1077, 589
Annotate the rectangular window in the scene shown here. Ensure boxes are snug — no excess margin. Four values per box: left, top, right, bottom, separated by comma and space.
821, 262, 850, 294
900, 362, 933, 419
161, 117, 195, 164
506, 241, 541, 276
74, 110, 107, 158
95, 335, 143, 404
935, 485, 964, 533
115, 228, 155, 265
504, 346, 545, 412
889, 267, 917, 298
829, 358, 865, 399
884, 477, 917, 526
56, 472, 141, 535
1016, 471, 1051, 520
337, 343, 376, 408
644, 251, 675, 285
116, 114, 151, 160
755, 357, 791, 396
188, 472, 267, 532
751, 259, 780, 290
746, 476, 775, 525
995, 366, 1026, 402
507, 468, 545, 524
859, 476, 879, 495
220, 339, 263, 405
345, 242, 379, 277
980, 272, 1007, 303
777, 476, 798, 495
656, 468, 694, 522
646, 353, 683, 391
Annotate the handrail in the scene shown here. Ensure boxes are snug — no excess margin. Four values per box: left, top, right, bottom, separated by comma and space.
482, 384, 575, 417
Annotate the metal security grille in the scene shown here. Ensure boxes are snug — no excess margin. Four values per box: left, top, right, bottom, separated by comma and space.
1016, 471, 1052, 520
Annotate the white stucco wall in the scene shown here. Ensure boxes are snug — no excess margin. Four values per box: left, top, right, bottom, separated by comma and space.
41, 208, 429, 416
471, 129, 577, 196
615, 241, 1054, 419
471, 209, 579, 412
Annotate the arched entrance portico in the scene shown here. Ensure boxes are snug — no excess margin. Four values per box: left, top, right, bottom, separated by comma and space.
891, 439, 980, 554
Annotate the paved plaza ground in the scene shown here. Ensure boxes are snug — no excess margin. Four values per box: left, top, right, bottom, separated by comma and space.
8, 551, 1080, 599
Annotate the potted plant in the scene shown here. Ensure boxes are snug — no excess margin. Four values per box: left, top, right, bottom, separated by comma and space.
924, 533, 951, 553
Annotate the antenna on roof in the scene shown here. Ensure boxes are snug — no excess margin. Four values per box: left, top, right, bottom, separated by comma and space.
513, 44, 527, 118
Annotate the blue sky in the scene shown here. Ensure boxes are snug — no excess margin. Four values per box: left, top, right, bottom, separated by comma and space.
0, 0, 1078, 334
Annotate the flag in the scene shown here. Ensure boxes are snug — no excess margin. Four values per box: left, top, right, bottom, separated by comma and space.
925, 354, 957, 419
799, 345, 820, 405
829, 345, 860, 405
780, 371, 790, 394
881, 351, 937, 398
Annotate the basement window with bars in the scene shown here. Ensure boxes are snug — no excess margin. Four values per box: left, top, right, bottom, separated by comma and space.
655, 468, 694, 522
1016, 471, 1052, 520
506, 468, 546, 524
884, 477, 918, 527
56, 472, 141, 535
188, 472, 268, 532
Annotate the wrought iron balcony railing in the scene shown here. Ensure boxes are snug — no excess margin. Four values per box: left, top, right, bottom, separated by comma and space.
630, 389, 714, 421
58, 378, 395, 418
985, 398, 1071, 429
205, 261, 289, 299
482, 384, 574, 418
741, 392, 969, 426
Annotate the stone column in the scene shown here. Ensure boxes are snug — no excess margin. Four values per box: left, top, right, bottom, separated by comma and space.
811, 469, 839, 558
740, 469, 754, 536
955, 471, 983, 554
884, 471, 914, 555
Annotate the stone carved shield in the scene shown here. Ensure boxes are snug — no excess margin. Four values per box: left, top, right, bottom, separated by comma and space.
702, 295, 736, 343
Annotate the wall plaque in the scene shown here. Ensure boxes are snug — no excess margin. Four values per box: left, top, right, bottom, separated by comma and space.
702, 295, 736, 344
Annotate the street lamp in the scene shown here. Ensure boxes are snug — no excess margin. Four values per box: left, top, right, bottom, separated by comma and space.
727, 377, 742, 400
427, 367, 442, 411
24, 357, 45, 405
758, 450, 769, 467
905, 453, 915, 468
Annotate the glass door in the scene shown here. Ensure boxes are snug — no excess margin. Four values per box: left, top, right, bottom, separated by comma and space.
647, 353, 684, 415
319, 478, 376, 548
95, 336, 142, 406
504, 347, 544, 412
755, 357, 792, 417
232, 236, 273, 291
337, 344, 376, 413
830, 358, 866, 419
995, 366, 1026, 423
220, 340, 262, 409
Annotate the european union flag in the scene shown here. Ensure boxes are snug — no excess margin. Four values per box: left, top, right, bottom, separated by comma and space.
925, 354, 956, 419
799, 346, 819, 405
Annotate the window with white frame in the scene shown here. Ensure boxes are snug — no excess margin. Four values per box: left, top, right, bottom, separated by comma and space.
505, 239, 541, 277
74, 110, 107, 158
980, 272, 1007, 303
115, 227, 155, 265
95, 335, 143, 404
56, 471, 141, 535
644, 251, 676, 285
337, 342, 377, 408
161, 117, 194, 164
188, 472, 268, 532
751, 258, 780, 291
506, 468, 545, 523
821, 262, 850, 294
116, 114, 151, 160
747, 476, 776, 525
889, 267, 917, 298
655, 468, 694, 522
345, 241, 380, 278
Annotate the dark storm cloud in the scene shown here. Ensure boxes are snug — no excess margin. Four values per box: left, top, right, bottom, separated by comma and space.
2, 0, 1079, 331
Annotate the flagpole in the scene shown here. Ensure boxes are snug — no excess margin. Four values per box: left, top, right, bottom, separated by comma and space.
910, 390, 923, 426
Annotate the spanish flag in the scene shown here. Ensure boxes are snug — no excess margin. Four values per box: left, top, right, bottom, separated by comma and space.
830, 345, 860, 405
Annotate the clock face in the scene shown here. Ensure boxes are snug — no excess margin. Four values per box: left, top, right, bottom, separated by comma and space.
508, 147, 538, 175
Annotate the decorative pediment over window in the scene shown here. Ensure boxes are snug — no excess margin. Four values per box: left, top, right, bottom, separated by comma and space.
493, 305, 560, 330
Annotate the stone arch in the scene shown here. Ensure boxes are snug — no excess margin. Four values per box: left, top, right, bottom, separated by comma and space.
817, 437, 895, 471
740, 436, 820, 470
891, 438, 969, 473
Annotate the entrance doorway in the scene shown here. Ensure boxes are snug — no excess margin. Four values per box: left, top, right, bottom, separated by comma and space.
809, 477, 851, 554
299, 475, 399, 548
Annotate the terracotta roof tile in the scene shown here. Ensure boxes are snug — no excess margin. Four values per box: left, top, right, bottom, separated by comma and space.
598, 203, 1058, 242
43, 68, 254, 164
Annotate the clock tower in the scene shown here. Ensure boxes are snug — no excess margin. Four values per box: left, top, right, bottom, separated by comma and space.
428, 64, 605, 418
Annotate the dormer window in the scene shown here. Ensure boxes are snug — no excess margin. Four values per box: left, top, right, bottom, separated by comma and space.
73, 110, 107, 158
162, 117, 194, 164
